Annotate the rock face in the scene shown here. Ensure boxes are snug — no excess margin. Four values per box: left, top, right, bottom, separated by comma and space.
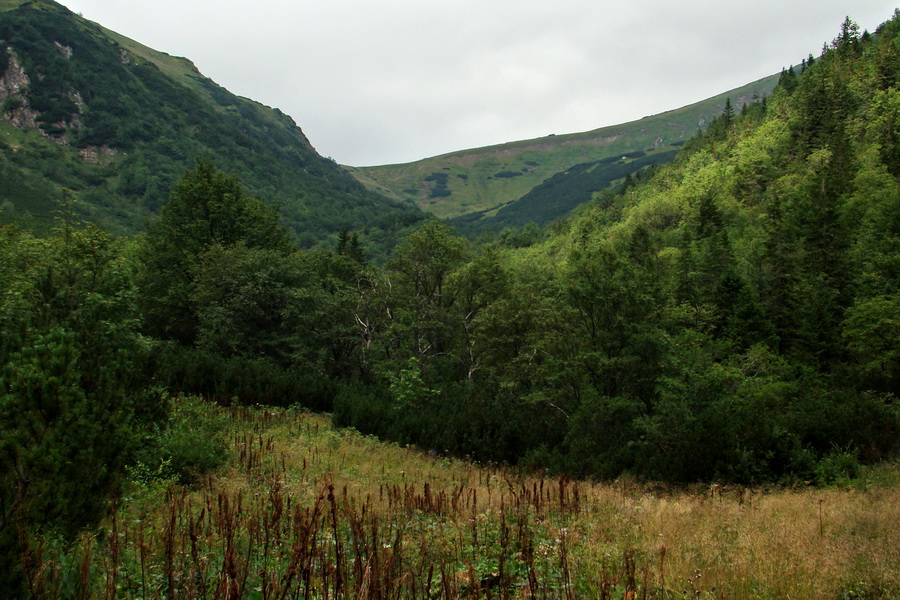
78, 144, 117, 164
0, 48, 39, 130
1, 46, 89, 148
53, 40, 72, 59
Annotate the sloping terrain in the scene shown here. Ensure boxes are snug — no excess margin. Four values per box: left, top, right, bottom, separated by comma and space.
452, 147, 681, 232
0, 0, 422, 250
348, 75, 779, 228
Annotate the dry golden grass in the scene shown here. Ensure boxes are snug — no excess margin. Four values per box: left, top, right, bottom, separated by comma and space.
26, 406, 900, 599
573, 483, 900, 599
213, 408, 900, 599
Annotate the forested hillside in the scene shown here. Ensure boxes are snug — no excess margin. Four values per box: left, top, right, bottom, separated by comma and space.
0, 0, 423, 252
2, 9, 900, 597
332, 13, 900, 481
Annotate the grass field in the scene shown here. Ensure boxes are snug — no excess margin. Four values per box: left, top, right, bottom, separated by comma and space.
23, 403, 900, 599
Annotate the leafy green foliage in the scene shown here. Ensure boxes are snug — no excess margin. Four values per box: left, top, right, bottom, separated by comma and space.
133, 395, 230, 485
4, 10, 896, 490
4, 22, 900, 590
136, 162, 334, 410
0, 221, 146, 591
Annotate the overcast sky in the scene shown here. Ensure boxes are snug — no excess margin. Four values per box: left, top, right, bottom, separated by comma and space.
56, 1, 897, 166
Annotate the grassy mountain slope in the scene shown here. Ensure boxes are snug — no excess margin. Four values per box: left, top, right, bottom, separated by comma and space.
0, 0, 422, 251
347, 74, 779, 226
452, 148, 681, 232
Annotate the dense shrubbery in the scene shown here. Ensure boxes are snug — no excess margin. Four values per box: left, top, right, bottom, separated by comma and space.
424, 172, 452, 198
0, 160, 366, 591
131, 395, 230, 485
152, 344, 336, 410
0, 221, 146, 591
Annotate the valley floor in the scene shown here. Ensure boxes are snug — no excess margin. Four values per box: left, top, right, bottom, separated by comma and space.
26, 404, 900, 599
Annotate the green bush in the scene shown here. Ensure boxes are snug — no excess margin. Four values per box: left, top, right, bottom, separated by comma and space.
134, 395, 229, 485
1, 95, 23, 113
815, 447, 862, 485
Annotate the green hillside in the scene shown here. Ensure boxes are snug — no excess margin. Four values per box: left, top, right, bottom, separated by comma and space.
347, 74, 779, 226
3, 11, 900, 596
452, 148, 681, 233
0, 0, 423, 252
333, 13, 900, 482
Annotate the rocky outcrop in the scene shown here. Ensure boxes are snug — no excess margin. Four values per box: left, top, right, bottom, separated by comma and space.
78, 144, 117, 164
1, 47, 89, 148
53, 41, 73, 59
0, 47, 39, 129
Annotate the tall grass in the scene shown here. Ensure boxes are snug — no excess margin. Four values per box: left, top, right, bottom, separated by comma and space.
21, 405, 900, 599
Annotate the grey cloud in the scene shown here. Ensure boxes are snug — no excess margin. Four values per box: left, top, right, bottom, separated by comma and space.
61, 0, 897, 165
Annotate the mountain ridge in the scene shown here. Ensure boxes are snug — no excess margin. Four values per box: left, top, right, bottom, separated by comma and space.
347, 73, 779, 228
0, 0, 422, 255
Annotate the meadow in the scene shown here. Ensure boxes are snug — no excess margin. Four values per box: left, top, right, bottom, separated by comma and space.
22, 402, 899, 600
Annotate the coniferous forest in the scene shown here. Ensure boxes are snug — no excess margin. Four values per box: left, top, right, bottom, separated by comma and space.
2, 7, 900, 600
